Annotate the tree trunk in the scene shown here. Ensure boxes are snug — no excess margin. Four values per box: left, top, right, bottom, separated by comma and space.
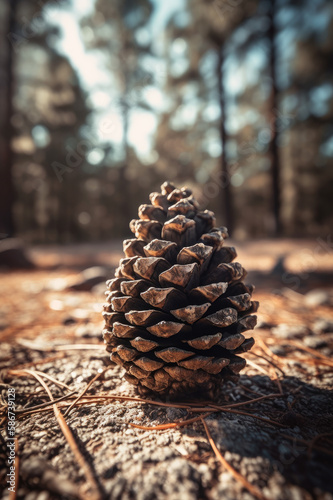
0, 0, 17, 237
118, 67, 131, 234
217, 47, 233, 235
268, 0, 281, 235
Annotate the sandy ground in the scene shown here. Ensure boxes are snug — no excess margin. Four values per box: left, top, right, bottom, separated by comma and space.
0, 239, 332, 500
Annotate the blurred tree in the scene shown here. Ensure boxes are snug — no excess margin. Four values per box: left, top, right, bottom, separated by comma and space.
2, 0, 332, 242
0, 0, 17, 237
80, 0, 154, 231
153, 0, 333, 237
267, 0, 281, 234
278, 0, 333, 235
192, 0, 259, 233
153, 0, 259, 232
220, 0, 281, 236
3, 0, 91, 243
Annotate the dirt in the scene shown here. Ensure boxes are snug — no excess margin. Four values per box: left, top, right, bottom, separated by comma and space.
0, 239, 333, 500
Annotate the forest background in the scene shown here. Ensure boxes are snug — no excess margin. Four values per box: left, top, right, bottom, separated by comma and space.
0, 0, 332, 244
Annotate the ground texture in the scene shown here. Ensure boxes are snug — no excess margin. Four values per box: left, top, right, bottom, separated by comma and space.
1, 239, 333, 500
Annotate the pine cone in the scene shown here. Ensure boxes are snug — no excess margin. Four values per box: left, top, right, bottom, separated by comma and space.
103, 182, 259, 399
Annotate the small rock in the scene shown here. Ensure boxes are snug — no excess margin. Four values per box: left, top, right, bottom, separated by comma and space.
36, 492, 50, 500
303, 336, 328, 349
313, 319, 333, 334
305, 289, 330, 307
92, 281, 108, 296
49, 299, 64, 311
256, 320, 275, 329
25, 493, 38, 500
68, 266, 110, 291
0, 238, 35, 269
62, 316, 77, 326
74, 324, 99, 338
20, 458, 79, 498
46, 277, 68, 291
71, 308, 89, 319
166, 407, 187, 421
81, 266, 110, 280
271, 323, 309, 338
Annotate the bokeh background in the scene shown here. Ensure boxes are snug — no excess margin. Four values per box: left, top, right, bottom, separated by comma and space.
1, 0, 333, 244
1, 4, 333, 498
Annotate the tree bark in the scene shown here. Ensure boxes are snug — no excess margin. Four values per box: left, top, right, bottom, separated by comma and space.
0, 0, 17, 237
217, 47, 233, 235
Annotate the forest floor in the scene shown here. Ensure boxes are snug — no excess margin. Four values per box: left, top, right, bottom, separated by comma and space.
1, 238, 333, 500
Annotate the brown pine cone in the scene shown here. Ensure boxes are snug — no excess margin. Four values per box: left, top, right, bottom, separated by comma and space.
103, 182, 258, 399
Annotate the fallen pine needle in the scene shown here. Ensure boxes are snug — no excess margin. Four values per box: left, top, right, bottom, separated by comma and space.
14, 395, 195, 417
11, 353, 66, 370
280, 433, 333, 457
14, 370, 102, 500
307, 432, 333, 458
9, 369, 72, 391
16, 393, 284, 424
273, 371, 284, 395
64, 366, 112, 417
15, 340, 105, 352
264, 338, 333, 368
244, 359, 271, 376
278, 356, 333, 369
72, 393, 194, 410
239, 383, 265, 397
250, 351, 285, 377
286, 340, 333, 363
15, 390, 77, 414
201, 417, 268, 500
207, 406, 286, 428
130, 413, 210, 430
54, 344, 105, 351
255, 339, 285, 367
215, 393, 280, 409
